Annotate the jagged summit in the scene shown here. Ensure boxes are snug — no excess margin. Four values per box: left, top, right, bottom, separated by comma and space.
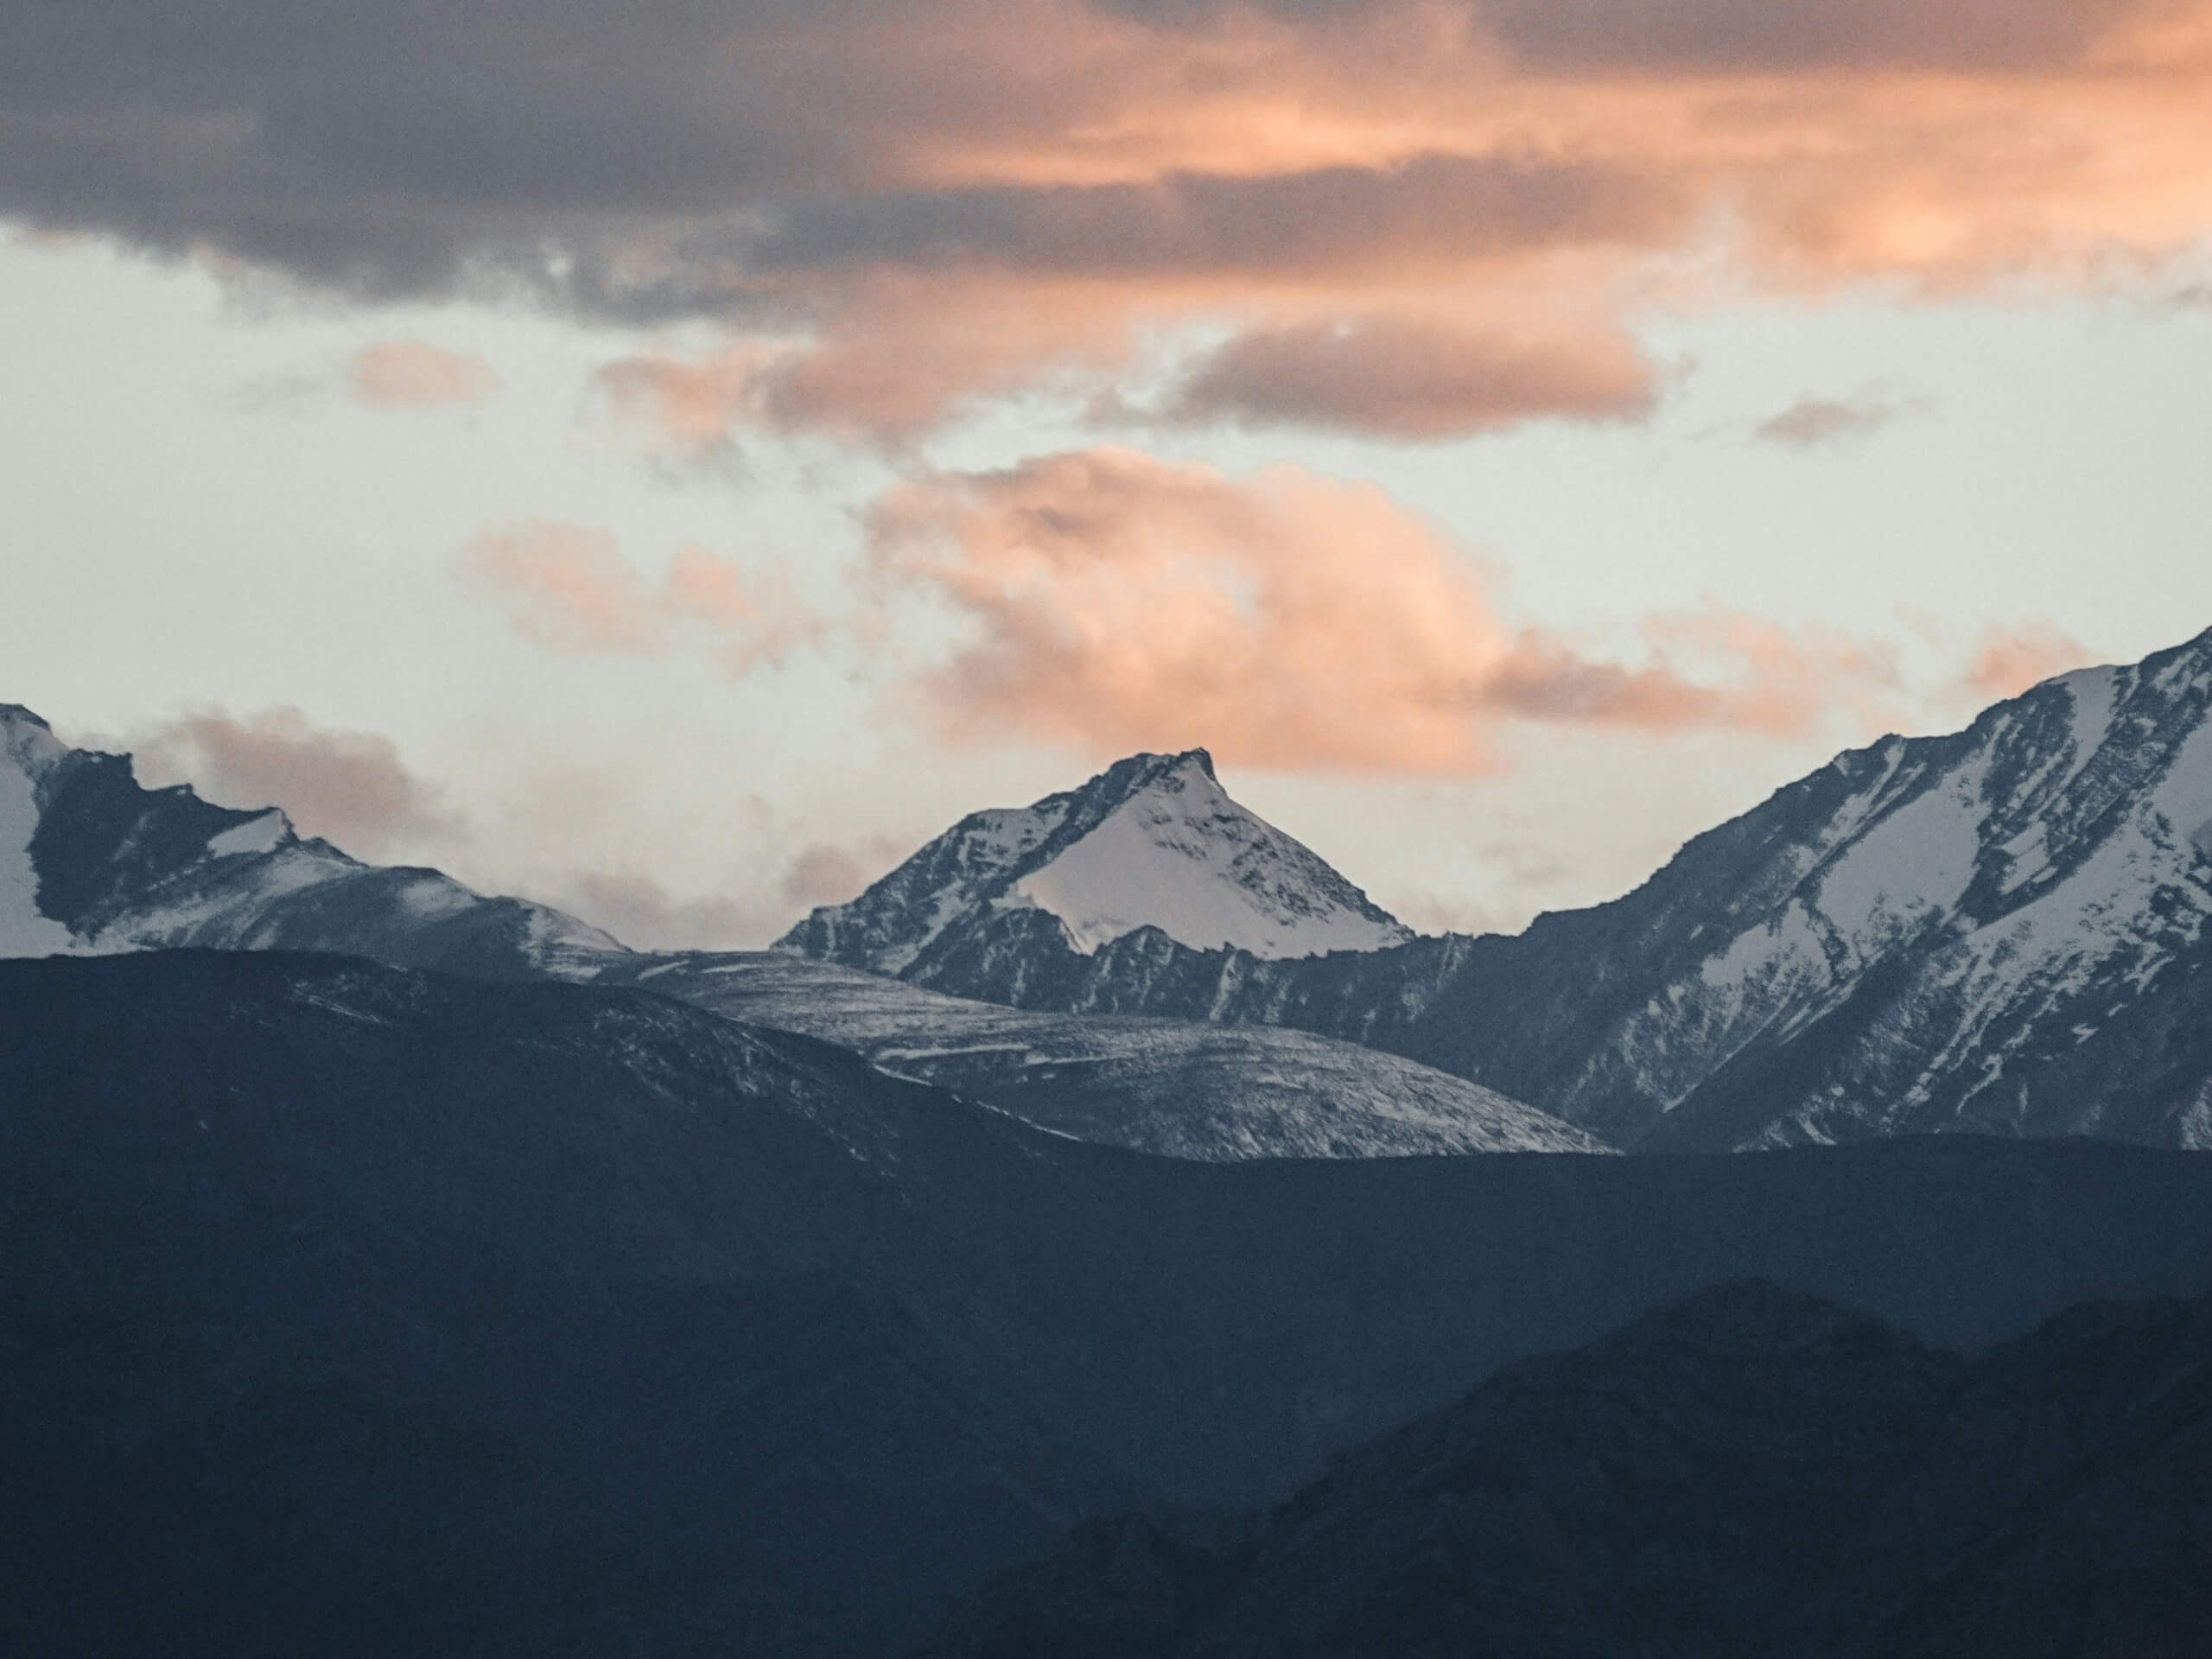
780, 747, 1413, 976
0, 703, 620, 976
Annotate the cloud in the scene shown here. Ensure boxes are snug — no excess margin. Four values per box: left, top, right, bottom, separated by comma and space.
345, 340, 502, 408
780, 842, 871, 907
1475, 0, 2154, 73
1155, 314, 1658, 437
8, 0, 2212, 441
1963, 620, 2093, 699
1754, 385, 1928, 448
868, 447, 1902, 772
468, 522, 664, 653
467, 520, 817, 671
125, 705, 460, 859
739, 154, 1686, 279
551, 842, 884, 949
551, 870, 768, 952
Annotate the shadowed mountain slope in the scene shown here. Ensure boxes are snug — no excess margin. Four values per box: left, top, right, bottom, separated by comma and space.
5, 951, 2212, 1655
925, 1281, 2212, 1659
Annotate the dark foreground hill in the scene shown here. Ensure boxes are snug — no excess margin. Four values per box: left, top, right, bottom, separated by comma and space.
927, 1280, 2212, 1658
4, 953, 2212, 1656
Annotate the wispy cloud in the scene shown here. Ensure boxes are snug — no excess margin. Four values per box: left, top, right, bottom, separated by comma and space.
1963, 620, 2094, 698
466, 521, 818, 672
345, 340, 502, 409
1754, 385, 1929, 448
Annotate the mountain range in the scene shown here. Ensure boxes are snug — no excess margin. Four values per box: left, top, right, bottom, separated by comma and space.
10, 634, 2212, 1653
785, 628, 2212, 1154
15, 628, 2212, 1159
3, 703, 1585, 1160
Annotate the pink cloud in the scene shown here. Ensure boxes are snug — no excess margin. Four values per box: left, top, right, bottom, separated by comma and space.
18, 0, 2212, 443
468, 522, 663, 654
467, 521, 818, 671
1160, 314, 1659, 437
868, 448, 1904, 772
346, 340, 501, 409
126, 706, 459, 859
1964, 620, 2093, 699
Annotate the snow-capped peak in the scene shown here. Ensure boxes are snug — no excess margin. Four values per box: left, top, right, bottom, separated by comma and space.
0, 700, 625, 979
996, 751, 1409, 960
781, 747, 1412, 976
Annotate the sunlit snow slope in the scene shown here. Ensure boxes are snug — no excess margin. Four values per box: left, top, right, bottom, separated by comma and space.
779, 749, 1410, 976
618, 950, 1612, 1160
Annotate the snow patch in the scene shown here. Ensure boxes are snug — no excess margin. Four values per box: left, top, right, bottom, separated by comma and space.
1812, 762, 1985, 942
2060, 665, 2117, 767
0, 748, 73, 957
207, 810, 290, 858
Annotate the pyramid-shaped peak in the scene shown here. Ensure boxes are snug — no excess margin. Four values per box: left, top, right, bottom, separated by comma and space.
781, 746, 1410, 974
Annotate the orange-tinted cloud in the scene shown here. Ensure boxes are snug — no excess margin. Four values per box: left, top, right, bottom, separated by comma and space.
468, 522, 663, 654
1964, 620, 2093, 698
345, 340, 501, 409
41, 0, 2206, 442
467, 520, 818, 671
458, 3, 2212, 442
1158, 314, 1657, 436
868, 447, 1904, 772
126, 706, 460, 859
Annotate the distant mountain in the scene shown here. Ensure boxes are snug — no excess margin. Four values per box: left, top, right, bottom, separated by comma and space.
776, 748, 1410, 981
1, 703, 619, 979
9, 950, 2212, 1656
1, 707, 1590, 1162
615, 951, 1611, 1159
926, 1280, 2212, 1659
816, 628, 2212, 1154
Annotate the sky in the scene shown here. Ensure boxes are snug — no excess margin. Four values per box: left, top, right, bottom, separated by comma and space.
4, 0, 2212, 947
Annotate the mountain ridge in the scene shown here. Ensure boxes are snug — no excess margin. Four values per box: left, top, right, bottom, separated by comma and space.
1, 703, 620, 980
806, 627, 2212, 1154
1, 711, 1595, 1163
924, 1277, 2212, 1658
